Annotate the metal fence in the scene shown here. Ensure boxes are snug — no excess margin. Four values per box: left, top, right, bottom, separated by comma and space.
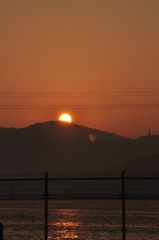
0, 171, 159, 240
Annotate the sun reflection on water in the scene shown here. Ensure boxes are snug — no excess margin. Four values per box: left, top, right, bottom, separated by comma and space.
50, 209, 81, 240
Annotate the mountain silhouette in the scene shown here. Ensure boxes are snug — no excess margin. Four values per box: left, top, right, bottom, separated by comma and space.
0, 121, 159, 174
115, 154, 159, 172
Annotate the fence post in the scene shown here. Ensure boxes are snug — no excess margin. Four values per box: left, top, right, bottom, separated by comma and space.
44, 172, 48, 240
0, 222, 3, 240
121, 171, 126, 240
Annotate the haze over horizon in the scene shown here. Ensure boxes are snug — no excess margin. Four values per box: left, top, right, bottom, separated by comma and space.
1, 0, 159, 138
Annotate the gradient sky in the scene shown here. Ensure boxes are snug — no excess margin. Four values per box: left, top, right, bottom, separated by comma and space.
0, 0, 159, 138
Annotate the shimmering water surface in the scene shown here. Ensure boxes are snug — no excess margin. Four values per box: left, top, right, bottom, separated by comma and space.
0, 200, 159, 240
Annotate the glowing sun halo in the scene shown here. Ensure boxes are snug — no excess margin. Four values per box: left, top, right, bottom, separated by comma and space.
59, 113, 72, 123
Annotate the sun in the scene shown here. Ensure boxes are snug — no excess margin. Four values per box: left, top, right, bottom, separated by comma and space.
59, 113, 72, 123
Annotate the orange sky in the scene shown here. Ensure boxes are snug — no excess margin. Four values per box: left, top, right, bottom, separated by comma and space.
0, 0, 159, 138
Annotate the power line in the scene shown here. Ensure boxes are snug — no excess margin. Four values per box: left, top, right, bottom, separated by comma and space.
0, 91, 159, 98
1, 64, 159, 68
0, 104, 159, 110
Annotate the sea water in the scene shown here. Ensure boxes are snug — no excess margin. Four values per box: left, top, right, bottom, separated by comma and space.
0, 200, 159, 240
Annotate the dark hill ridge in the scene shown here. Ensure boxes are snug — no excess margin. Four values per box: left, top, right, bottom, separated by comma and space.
115, 154, 159, 172
0, 121, 159, 174
133, 134, 159, 157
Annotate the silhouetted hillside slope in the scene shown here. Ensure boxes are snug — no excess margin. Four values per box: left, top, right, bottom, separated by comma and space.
134, 135, 159, 157
115, 154, 159, 172
0, 121, 159, 174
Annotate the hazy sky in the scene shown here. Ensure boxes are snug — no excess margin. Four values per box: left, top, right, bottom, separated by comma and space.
0, 0, 159, 138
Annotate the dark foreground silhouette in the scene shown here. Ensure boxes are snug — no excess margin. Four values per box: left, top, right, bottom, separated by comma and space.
0, 121, 159, 174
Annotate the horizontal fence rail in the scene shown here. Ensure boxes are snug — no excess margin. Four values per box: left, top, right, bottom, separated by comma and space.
0, 171, 159, 240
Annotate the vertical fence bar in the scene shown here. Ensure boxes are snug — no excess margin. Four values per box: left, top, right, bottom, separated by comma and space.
121, 171, 126, 240
0, 222, 3, 240
44, 172, 48, 240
